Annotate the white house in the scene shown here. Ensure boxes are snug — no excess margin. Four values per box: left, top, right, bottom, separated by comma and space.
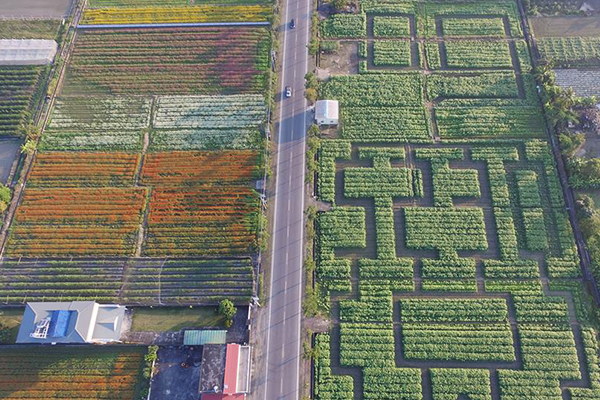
315, 100, 339, 126
16, 301, 126, 344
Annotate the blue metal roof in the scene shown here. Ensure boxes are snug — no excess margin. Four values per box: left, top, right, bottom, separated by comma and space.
48, 310, 71, 338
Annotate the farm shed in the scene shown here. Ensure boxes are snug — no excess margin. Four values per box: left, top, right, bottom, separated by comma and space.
200, 344, 252, 399
315, 99, 339, 126
0, 39, 57, 65
184, 329, 228, 345
16, 301, 126, 344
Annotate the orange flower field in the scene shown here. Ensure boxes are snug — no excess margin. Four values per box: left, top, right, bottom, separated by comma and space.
145, 186, 259, 256
5, 188, 148, 256
141, 150, 260, 186
28, 152, 140, 187
0, 347, 145, 399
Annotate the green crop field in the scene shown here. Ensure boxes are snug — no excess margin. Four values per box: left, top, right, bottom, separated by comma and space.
537, 36, 600, 67
0, 19, 61, 40
312, 1, 600, 399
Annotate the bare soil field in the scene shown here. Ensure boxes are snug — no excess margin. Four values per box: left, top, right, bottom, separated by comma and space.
0, 0, 73, 18
319, 41, 359, 76
531, 16, 600, 37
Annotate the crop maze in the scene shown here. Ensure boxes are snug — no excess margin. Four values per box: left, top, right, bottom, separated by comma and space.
315, 142, 600, 399
314, 0, 600, 399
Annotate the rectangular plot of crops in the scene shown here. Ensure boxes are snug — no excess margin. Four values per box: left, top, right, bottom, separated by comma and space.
444, 40, 513, 68
6, 187, 147, 257
321, 13, 366, 38
426, 71, 519, 100
320, 74, 423, 107
0, 66, 43, 136
442, 18, 506, 37
87, 0, 273, 6
537, 37, 600, 67
0, 347, 146, 399
373, 16, 411, 38
318, 207, 366, 253
145, 186, 259, 257
87, 0, 190, 7
344, 167, 414, 198
81, 5, 271, 24
340, 106, 430, 142
141, 151, 260, 186
400, 298, 515, 362
121, 258, 254, 305
63, 27, 270, 95
0, 259, 125, 304
151, 95, 265, 151
339, 322, 396, 368
420, 1, 523, 38
28, 152, 140, 187
41, 96, 150, 151
435, 105, 546, 139
373, 40, 411, 66
403, 207, 488, 251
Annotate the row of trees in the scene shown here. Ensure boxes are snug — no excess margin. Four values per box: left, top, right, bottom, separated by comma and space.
535, 62, 600, 189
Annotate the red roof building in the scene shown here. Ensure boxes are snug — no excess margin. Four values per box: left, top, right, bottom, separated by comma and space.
201, 394, 244, 400
199, 343, 251, 400
223, 344, 240, 395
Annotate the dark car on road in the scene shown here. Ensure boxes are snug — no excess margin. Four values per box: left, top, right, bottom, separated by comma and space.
290, 19, 296, 29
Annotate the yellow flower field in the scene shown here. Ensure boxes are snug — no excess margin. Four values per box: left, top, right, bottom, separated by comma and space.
81, 5, 271, 24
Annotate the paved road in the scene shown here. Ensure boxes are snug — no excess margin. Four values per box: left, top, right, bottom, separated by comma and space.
262, 0, 311, 398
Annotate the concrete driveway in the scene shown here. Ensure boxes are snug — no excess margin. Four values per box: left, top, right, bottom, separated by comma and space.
150, 346, 202, 400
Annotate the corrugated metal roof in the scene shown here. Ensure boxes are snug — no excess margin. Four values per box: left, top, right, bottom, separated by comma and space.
184, 330, 227, 345
223, 344, 240, 395
315, 100, 339, 120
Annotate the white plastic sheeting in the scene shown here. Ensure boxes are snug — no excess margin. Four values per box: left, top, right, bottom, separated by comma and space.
0, 39, 57, 65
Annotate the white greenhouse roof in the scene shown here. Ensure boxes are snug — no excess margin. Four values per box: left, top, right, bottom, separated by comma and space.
0, 39, 58, 65
315, 100, 339, 120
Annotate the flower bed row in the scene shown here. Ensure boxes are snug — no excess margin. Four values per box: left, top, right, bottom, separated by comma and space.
81, 5, 271, 25
0, 347, 146, 399
0, 258, 255, 305
63, 27, 270, 95
5, 188, 147, 257
140, 150, 260, 186
28, 152, 140, 187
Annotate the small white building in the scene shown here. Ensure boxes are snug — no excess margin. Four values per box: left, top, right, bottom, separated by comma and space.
315, 100, 339, 126
0, 39, 58, 66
